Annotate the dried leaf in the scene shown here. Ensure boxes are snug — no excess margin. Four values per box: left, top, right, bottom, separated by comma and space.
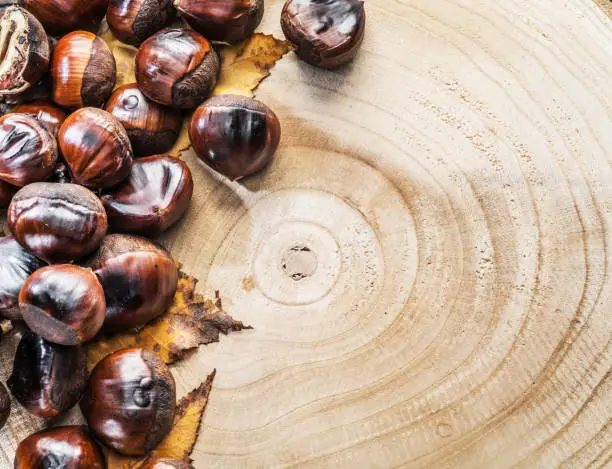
106, 371, 216, 469
88, 269, 251, 370
167, 116, 192, 158
100, 24, 137, 90
214, 33, 295, 97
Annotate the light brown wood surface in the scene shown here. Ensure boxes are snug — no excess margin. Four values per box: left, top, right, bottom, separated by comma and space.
2, 0, 612, 467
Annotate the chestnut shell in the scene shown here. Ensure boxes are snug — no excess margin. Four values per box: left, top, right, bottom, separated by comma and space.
13, 100, 67, 138
135, 28, 220, 110
58, 107, 133, 189
0, 235, 46, 320
280, 0, 366, 69
0, 179, 17, 208
14, 425, 105, 469
80, 347, 176, 456
101, 155, 193, 235
8, 332, 88, 419
0, 113, 57, 187
190, 95, 281, 180
7, 182, 108, 263
105, 84, 182, 157
86, 234, 179, 331
22, 0, 110, 36
107, 0, 176, 45
19, 264, 106, 345
174, 0, 263, 44
142, 459, 195, 469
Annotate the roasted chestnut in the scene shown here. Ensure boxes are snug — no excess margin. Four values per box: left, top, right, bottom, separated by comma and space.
14, 425, 105, 469
8, 332, 88, 418
190, 95, 281, 180
19, 265, 106, 345
59, 107, 133, 189
13, 100, 67, 138
105, 84, 182, 157
0, 7, 49, 96
0, 179, 17, 208
174, 0, 263, 44
0, 235, 45, 320
80, 348, 176, 456
101, 155, 193, 234
8, 182, 108, 263
86, 234, 179, 331
0, 382, 10, 430
15, 0, 109, 36
135, 28, 220, 110
51, 31, 116, 109
280, 0, 366, 69
107, 0, 176, 45
0, 113, 57, 186
142, 459, 194, 469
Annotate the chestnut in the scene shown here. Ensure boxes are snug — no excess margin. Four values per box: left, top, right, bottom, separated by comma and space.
85, 234, 179, 331
59, 108, 133, 189
0, 113, 58, 186
51, 31, 116, 109
14, 425, 104, 468
107, 0, 176, 45
8, 182, 108, 263
0, 7, 49, 96
280, 0, 366, 69
8, 332, 88, 418
0, 382, 10, 430
17, 0, 109, 36
142, 459, 194, 469
80, 348, 176, 456
101, 155, 193, 234
19, 265, 106, 345
174, 0, 263, 44
0, 235, 45, 320
105, 84, 182, 157
190, 95, 281, 180
13, 100, 67, 138
135, 28, 220, 110
0, 179, 17, 208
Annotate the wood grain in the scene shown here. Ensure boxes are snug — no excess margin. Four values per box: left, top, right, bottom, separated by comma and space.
2, 0, 612, 467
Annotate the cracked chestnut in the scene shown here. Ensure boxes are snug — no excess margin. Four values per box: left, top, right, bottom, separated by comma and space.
174, 0, 263, 44
107, 0, 176, 45
80, 348, 176, 456
19, 265, 106, 345
0, 179, 17, 208
85, 234, 179, 331
14, 425, 104, 469
8, 332, 88, 418
105, 84, 182, 157
13, 100, 67, 138
8, 182, 108, 263
142, 459, 195, 469
281, 0, 366, 68
59, 107, 133, 189
0, 236, 45, 320
190, 95, 281, 180
0, 7, 49, 96
0, 113, 57, 187
51, 31, 116, 109
135, 28, 220, 110
101, 155, 193, 234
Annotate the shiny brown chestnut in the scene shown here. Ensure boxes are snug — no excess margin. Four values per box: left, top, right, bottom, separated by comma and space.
107, 0, 176, 45
281, 0, 366, 69
0, 7, 49, 96
0, 382, 10, 430
101, 155, 193, 235
80, 348, 176, 456
174, 0, 263, 44
142, 459, 195, 469
13, 100, 67, 138
85, 234, 179, 331
0, 179, 17, 208
8, 332, 88, 418
135, 28, 220, 110
59, 108, 133, 189
0, 113, 57, 187
8, 182, 108, 263
14, 425, 105, 469
105, 84, 182, 157
190, 95, 281, 180
0, 236, 45, 320
51, 31, 116, 109
19, 265, 106, 345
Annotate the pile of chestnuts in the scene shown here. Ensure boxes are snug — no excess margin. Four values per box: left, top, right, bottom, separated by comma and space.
0, 0, 365, 465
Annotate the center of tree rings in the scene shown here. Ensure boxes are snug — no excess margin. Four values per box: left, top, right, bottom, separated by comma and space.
281, 245, 318, 281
